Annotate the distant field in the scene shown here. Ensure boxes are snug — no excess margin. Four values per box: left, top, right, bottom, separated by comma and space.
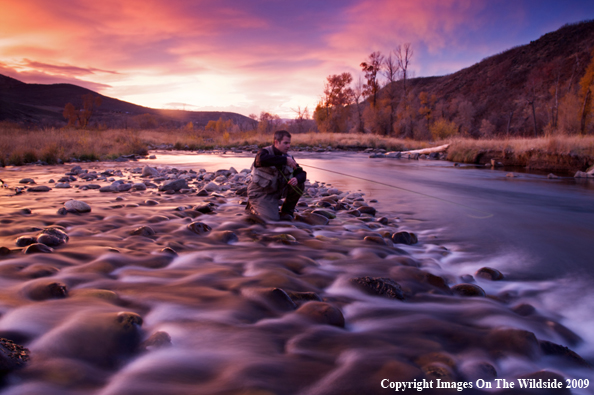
1, 123, 593, 172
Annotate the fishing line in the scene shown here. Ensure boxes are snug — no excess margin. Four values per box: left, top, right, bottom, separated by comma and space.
299, 163, 494, 219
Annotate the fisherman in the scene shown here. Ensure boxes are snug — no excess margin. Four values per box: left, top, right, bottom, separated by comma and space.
247, 130, 306, 221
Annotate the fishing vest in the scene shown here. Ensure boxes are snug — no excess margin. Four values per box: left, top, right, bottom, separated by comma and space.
250, 146, 294, 194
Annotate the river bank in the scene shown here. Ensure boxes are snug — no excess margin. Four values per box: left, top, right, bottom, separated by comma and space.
2, 124, 594, 173
0, 155, 592, 394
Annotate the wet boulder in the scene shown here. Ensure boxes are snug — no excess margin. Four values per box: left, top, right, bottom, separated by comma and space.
141, 331, 172, 351
15, 236, 37, 247
452, 283, 485, 297
209, 230, 238, 244
64, 199, 92, 213
296, 302, 345, 327
142, 165, 159, 177
22, 243, 53, 254
0, 338, 30, 376
287, 291, 322, 306
357, 206, 376, 216
36, 227, 69, 246
194, 203, 215, 214
392, 231, 418, 245
32, 311, 143, 369
475, 267, 504, 281
159, 179, 187, 192
130, 226, 155, 237
22, 280, 68, 300
539, 340, 592, 368
187, 221, 212, 235
296, 212, 329, 226
27, 185, 51, 192
486, 328, 539, 359
350, 276, 406, 300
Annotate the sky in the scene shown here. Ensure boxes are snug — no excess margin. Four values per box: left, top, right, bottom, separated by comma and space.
1, 0, 594, 119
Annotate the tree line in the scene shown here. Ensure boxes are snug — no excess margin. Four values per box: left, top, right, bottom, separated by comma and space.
313, 43, 594, 139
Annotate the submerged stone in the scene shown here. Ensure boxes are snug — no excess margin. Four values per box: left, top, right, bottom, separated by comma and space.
391, 231, 418, 245
351, 276, 406, 300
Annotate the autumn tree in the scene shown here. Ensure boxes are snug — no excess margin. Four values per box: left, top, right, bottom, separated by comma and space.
360, 52, 384, 107
80, 93, 102, 128
63, 102, 78, 127
314, 73, 354, 133
579, 49, 594, 134
63, 93, 102, 128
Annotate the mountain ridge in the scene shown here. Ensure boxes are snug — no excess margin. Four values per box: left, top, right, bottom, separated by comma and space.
0, 74, 255, 129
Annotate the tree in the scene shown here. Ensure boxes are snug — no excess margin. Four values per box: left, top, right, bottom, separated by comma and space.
394, 43, 413, 101
291, 106, 310, 134
395, 44, 413, 136
63, 102, 78, 127
80, 93, 102, 128
579, 49, 594, 134
352, 76, 366, 133
360, 51, 384, 107
383, 54, 399, 135
314, 73, 354, 133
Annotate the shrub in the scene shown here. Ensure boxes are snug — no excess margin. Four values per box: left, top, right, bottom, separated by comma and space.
8, 151, 23, 166
23, 150, 37, 163
430, 119, 458, 140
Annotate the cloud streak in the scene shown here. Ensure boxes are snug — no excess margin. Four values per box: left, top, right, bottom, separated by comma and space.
1, 0, 593, 117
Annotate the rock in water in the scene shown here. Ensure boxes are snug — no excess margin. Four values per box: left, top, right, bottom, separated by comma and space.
23, 243, 53, 254
296, 212, 329, 226
64, 199, 92, 213
15, 236, 37, 247
27, 185, 51, 192
142, 165, 159, 177
187, 222, 212, 235
159, 179, 188, 192
350, 276, 406, 300
37, 227, 69, 246
204, 182, 220, 192
475, 267, 504, 281
357, 206, 376, 216
296, 302, 345, 327
391, 231, 418, 245
452, 283, 485, 297
0, 338, 30, 375
130, 226, 156, 237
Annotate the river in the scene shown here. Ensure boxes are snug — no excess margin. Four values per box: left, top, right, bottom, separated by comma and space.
0, 150, 592, 394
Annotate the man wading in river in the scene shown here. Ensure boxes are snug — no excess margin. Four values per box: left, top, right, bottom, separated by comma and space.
247, 130, 306, 221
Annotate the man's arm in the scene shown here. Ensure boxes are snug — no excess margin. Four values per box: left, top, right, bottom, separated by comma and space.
254, 148, 287, 167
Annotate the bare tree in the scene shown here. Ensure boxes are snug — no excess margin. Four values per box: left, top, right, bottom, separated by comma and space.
352, 76, 365, 133
394, 43, 413, 100
383, 54, 399, 135
291, 106, 310, 134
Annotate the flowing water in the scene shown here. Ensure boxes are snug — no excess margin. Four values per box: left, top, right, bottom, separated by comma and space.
0, 151, 592, 395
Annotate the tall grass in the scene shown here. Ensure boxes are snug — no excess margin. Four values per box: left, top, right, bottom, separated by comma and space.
1, 122, 593, 169
447, 136, 594, 163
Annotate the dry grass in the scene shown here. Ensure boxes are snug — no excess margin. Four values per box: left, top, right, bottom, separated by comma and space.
2, 122, 593, 169
0, 125, 424, 165
446, 136, 594, 167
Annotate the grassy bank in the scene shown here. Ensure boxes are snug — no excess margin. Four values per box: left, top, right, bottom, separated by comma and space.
0, 125, 420, 165
447, 136, 594, 172
1, 123, 593, 172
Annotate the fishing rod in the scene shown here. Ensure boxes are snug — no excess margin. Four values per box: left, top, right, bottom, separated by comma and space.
298, 163, 493, 219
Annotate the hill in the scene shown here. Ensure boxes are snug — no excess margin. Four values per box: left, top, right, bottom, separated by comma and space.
0, 74, 255, 129
349, 20, 594, 138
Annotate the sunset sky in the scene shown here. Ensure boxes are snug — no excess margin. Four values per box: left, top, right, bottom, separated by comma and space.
2, 0, 594, 118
